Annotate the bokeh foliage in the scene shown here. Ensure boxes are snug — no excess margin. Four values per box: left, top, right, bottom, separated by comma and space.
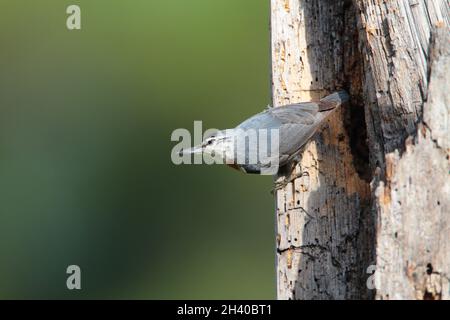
0, 0, 273, 299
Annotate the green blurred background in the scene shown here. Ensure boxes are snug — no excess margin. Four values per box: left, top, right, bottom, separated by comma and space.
0, 1, 274, 299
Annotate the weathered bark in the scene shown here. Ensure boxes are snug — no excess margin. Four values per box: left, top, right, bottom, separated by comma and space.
354, 0, 449, 170
373, 27, 450, 300
272, 0, 373, 299
355, 0, 449, 300
272, 0, 449, 300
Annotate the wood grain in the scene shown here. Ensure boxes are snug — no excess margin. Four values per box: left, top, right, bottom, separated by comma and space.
272, 0, 449, 299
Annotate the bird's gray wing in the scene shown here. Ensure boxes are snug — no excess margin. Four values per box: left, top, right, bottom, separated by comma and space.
271, 92, 349, 165
237, 102, 319, 130
268, 102, 319, 125
235, 91, 348, 169
236, 102, 326, 167
272, 103, 326, 165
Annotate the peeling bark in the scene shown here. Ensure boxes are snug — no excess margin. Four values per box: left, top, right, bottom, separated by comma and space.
354, 0, 450, 170
374, 27, 449, 300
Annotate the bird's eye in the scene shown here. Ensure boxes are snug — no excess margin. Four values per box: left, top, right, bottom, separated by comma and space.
207, 140, 213, 145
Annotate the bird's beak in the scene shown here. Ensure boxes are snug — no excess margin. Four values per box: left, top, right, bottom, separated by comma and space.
180, 144, 203, 155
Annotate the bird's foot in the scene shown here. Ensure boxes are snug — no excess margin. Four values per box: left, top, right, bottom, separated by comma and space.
270, 170, 305, 195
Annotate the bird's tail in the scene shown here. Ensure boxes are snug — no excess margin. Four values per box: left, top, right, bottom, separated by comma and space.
318, 90, 349, 112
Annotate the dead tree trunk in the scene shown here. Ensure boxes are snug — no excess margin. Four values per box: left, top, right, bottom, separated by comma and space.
356, 5, 450, 300
272, 0, 449, 300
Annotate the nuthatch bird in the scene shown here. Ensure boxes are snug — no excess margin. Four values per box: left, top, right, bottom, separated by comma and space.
182, 91, 349, 187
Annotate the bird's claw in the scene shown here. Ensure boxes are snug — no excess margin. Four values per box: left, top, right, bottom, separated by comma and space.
270, 171, 306, 195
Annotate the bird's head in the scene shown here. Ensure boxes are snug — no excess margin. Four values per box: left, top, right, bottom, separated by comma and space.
181, 130, 236, 162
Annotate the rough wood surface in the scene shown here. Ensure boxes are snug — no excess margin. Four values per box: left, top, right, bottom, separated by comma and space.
354, 0, 450, 170
354, 0, 449, 299
271, 0, 373, 299
272, 0, 449, 300
374, 27, 449, 300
